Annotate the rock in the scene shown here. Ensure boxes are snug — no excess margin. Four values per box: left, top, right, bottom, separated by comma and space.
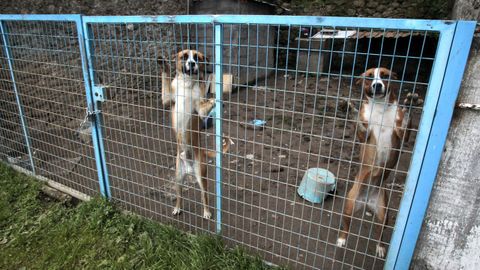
353, 0, 365, 7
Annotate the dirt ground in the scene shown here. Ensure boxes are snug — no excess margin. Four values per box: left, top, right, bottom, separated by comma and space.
0, 22, 427, 270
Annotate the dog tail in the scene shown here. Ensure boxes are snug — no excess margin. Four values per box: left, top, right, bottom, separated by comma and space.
205, 136, 234, 158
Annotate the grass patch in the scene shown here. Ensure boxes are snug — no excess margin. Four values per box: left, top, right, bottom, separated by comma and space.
0, 162, 278, 269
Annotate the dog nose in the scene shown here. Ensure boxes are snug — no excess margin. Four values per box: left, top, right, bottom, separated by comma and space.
372, 83, 383, 94
189, 61, 196, 68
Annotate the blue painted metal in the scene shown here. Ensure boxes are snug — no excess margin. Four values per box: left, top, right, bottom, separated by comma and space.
384, 25, 456, 269
0, 20, 36, 174
82, 15, 213, 24
0, 14, 80, 21
214, 23, 223, 234
389, 20, 476, 270
81, 15, 455, 31
77, 16, 111, 198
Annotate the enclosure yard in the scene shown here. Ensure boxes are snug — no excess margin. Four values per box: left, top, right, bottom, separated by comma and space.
0, 17, 448, 270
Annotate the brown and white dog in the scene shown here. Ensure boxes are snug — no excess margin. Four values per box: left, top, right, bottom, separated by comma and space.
336, 67, 423, 258
161, 49, 231, 219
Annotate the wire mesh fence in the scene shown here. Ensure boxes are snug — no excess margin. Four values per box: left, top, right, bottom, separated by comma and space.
0, 20, 99, 197
218, 24, 430, 269
0, 15, 474, 270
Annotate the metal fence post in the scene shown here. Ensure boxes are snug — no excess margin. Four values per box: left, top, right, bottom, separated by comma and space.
0, 20, 36, 174
214, 22, 224, 234
76, 15, 111, 198
387, 20, 476, 270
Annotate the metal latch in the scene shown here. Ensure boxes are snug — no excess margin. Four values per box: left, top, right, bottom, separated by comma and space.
92, 85, 107, 103
80, 85, 107, 128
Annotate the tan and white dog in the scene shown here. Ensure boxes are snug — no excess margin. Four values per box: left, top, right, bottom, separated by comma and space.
161, 49, 231, 219
337, 67, 423, 258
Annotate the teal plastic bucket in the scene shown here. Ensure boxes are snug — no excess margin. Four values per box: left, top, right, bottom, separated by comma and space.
297, 168, 336, 203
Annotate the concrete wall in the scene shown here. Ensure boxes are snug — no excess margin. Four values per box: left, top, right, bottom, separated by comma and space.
412, 1, 480, 269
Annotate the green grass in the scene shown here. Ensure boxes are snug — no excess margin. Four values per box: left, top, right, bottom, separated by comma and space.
0, 162, 278, 270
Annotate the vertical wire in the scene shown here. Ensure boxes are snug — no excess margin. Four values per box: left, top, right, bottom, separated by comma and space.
252, 23, 263, 253
225, 23, 234, 240
157, 23, 173, 221
290, 25, 314, 266
276, 24, 291, 261
267, 24, 282, 263
350, 28, 389, 267
308, 26, 332, 269
337, 27, 374, 269
258, 23, 271, 258
0, 20, 36, 174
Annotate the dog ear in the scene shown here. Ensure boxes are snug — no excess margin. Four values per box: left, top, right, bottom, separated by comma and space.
203, 55, 210, 64
197, 53, 209, 64
355, 72, 365, 86
390, 71, 398, 80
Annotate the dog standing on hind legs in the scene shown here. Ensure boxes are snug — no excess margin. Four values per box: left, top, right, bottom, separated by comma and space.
336, 67, 423, 258
161, 49, 231, 219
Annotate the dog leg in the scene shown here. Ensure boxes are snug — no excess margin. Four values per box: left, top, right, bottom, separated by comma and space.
337, 180, 361, 247
172, 151, 184, 216
196, 98, 216, 119
373, 189, 388, 258
338, 169, 371, 247
194, 150, 211, 219
396, 92, 423, 141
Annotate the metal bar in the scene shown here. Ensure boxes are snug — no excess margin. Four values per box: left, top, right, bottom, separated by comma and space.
0, 14, 81, 21
77, 16, 111, 198
390, 20, 476, 270
80, 15, 455, 31
383, 24, 456, 269
0, 20, 36, 174
214, 23, 223, 234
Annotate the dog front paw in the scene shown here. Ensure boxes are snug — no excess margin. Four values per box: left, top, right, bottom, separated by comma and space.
376, 244, 386, 258
403, 92, 424, 107
336, 237, 346, 247
172, 207, 182, 216
205, 98, 216, 110
203, 209, 212, 219
198, 98, 216, 118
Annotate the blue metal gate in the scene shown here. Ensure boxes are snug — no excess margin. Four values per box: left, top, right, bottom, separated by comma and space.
0, 14, 475, 269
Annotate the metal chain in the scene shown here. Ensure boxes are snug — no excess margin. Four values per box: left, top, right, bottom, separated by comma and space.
80, 107, 102, 128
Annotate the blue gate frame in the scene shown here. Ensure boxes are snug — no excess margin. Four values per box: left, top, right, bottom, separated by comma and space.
0, 14, 475, 269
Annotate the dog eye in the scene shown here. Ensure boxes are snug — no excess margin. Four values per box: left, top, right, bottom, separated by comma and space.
183, 54, 189, 61
193, 54, 199, 62
382, 73, 393, 79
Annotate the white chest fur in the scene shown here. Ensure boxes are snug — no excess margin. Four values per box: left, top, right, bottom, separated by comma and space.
361, 100, 398, 165
171, 75, 202, 133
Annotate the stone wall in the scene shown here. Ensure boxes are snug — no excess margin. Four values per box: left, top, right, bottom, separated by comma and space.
274, 0, 454, 19
0, 0, 186, 15
0, 0, 454, 19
